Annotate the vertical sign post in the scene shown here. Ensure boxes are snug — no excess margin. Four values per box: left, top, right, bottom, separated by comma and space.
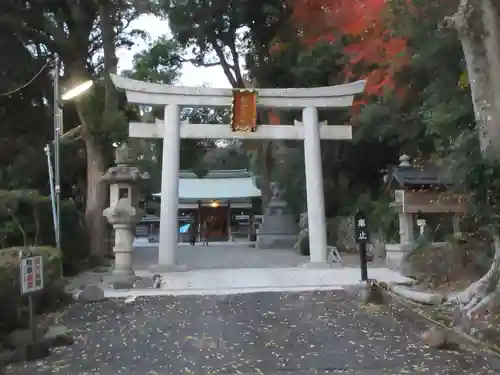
19, 252, 44, 342
355, 211, 369, 282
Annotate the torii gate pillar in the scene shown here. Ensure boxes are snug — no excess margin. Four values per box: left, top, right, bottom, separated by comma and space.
157, 104, 182, 270
303, 106, 328, 263
111, 75, 365, 272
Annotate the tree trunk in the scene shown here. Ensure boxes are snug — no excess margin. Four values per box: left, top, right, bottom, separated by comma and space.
84, 136, 108, 261
67, 56, 110, 262
456, 0, 500, 157
448, 0, 500, 317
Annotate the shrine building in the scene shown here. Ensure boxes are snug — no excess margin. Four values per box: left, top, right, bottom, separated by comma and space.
150, 169, 262, 242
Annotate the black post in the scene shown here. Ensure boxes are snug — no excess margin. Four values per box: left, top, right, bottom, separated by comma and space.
28, 295, 36, 342
355, 211, 370, 282
359, 242, 368, 281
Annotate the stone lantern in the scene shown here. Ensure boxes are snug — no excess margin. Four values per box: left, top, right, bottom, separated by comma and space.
102, 143, 149, 281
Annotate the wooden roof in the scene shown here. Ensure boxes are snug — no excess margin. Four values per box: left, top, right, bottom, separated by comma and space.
386, 164, 452, 190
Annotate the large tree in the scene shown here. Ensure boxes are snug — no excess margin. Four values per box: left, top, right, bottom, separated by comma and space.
160, 0, 291, 206
0, 27, 52, 191
0, 0, 145, 261
291, 0, 500, 318
161, 0, 405, 217
123, 36, 244, 191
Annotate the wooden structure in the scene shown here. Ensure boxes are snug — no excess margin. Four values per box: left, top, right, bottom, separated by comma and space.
386, 155, 467, 215
384, 154, 468, 270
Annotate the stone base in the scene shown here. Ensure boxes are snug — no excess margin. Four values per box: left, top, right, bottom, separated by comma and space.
103, 274, 142, 290
385, 244, 413, 276
257, 234, 297, 249
148, 264, 189, 273
299, 261, 340, 269
111, 268, 136, 278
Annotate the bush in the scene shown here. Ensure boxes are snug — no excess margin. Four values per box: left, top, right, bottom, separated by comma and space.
0, 246, 72, 334
36, 201, 88, 276
407, 236, 490, 285
0, 190, 88, 276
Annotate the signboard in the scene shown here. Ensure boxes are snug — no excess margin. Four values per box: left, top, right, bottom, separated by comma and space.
355, 211, 370, 244
231, 89, 258, 132
20, 255, 44, 295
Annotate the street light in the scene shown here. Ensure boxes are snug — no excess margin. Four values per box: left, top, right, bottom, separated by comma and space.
61, 80, 93, 101
50, 56, 93, 251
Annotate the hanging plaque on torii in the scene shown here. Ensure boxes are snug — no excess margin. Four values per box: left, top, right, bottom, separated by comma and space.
231, 89, 258, 132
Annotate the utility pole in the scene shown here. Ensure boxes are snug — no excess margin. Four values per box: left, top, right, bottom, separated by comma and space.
53, 57, 62, 250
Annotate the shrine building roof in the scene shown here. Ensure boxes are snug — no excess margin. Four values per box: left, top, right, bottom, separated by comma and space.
153, 169, 262, 200
386, 164, 453, 190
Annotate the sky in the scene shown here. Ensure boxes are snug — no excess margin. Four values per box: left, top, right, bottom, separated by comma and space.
116, 14, 232, 88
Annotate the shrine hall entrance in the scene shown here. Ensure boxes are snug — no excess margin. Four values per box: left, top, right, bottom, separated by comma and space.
200, 205, 229, 242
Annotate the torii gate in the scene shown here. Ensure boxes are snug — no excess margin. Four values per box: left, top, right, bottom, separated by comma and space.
110, 74, 365, 272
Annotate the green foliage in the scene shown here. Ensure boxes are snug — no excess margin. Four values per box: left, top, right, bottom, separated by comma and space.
0, 0, 158, 259
345, 0, 478, 240
162, 0, 289, 87
442, 130, 500, 242
0, 190, 47, 248
122, 36, 183, 84
351, 191, 399, 243
0, 28, 53, 191
0, 246, 71, 333
248, 19, 399, 216
0, 190, 87, 276
271, 144, 306, 217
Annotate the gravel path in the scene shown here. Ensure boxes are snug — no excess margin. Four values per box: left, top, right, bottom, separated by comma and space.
6, 289, 500, 374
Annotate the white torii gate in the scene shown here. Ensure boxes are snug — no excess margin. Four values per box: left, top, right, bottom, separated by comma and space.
110, 74, 365, 272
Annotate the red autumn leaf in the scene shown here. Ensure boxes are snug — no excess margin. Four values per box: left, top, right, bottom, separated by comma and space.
288, 0, 414, 97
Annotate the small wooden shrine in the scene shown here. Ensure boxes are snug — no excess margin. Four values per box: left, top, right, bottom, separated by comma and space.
385, 154, 467, 215
383, 154, 468, 271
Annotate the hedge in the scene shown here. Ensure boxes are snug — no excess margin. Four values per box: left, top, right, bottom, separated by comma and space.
0, 191, 88, 276
0, 246, 70, 334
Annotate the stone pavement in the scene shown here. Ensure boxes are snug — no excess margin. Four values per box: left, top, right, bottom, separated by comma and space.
6, 290, 500, 374
107, 267, 410, 298
132, 243, 309, 270
66, 244, 408, 298
131, 243, 386, 271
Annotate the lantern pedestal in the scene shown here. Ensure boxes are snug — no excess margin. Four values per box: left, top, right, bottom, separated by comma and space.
103, 198, 144, 280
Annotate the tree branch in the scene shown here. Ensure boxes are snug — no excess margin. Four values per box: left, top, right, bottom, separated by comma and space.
209, 36, 239, 87
442, 0, 474, 35
181, 57, 225, 68
227, 36, 245, 87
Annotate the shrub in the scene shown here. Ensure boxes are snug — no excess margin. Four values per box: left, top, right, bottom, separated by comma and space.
407, 236, 489, 285
0, 190, 88, 276
36, 200, 88, 276
0, 246, 72, 334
